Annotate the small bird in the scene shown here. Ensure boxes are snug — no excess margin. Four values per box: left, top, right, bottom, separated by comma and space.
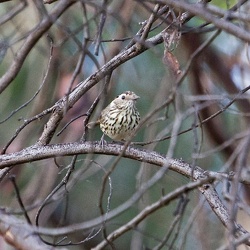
99, 91, 140, 141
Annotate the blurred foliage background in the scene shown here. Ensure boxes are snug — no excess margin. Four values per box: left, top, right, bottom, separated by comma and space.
1, 0, 250, 249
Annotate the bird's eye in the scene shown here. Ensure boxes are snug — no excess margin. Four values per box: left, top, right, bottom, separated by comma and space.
121, 95, 125, 100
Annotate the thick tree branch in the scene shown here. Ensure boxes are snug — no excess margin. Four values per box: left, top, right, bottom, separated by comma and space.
0, 141, 249, 244
37, 32, 164, 145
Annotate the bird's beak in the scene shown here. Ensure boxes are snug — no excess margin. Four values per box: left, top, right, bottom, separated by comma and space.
133, 94, 140, 100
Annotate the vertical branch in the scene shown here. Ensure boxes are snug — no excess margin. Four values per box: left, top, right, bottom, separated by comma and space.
94, 0, 108, 56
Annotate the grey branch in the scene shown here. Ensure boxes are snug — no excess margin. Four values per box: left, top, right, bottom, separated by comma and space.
156, 0, 250, 42
0, 210, 67, 250
0, 0, 74, 94
0, 141, 249, 245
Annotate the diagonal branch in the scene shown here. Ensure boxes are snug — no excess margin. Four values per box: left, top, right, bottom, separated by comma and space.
36, 32, 164, 145
153, 0, 250, 42
0, 0, 75, 94
92, 177, 218, 250
0, 210, 66, 250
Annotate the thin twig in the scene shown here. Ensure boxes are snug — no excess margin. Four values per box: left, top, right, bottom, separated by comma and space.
9, 175, 32, 225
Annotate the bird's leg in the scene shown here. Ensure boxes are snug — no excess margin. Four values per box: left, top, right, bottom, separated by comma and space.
100, 133, 106, 148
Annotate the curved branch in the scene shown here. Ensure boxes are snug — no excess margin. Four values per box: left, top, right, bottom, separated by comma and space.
0, 141, 249, 244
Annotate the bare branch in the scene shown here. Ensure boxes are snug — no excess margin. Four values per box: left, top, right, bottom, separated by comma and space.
0, 211, 65, 250
0, 0, 75, 94
0, 141, 249, 244
93, 178, 214, 250
152, 0, 250, 42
